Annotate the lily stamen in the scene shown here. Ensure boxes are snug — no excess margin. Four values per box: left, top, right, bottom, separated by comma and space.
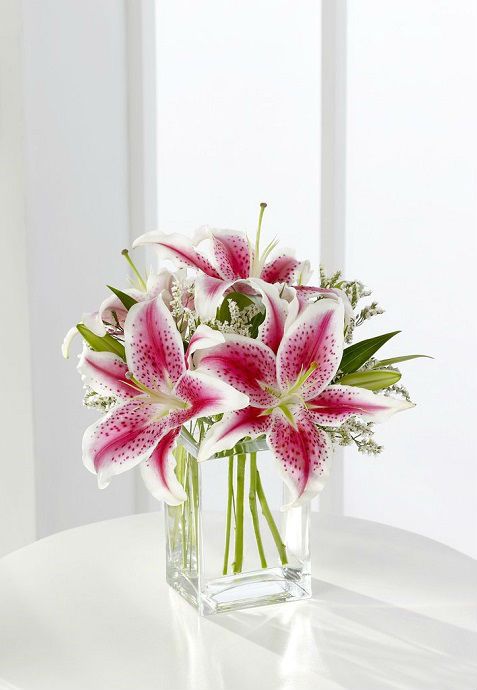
286, 362, 318, 396
125, 372, 189, 410
257, 380, 281, 398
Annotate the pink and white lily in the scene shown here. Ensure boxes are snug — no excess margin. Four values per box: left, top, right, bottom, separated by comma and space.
80, 296, 248, 504
62, 269, 178, 359
294, 285, 354, 326
194, 299, 412, 509
133, 227, 311, 321
97, 271, 172, 333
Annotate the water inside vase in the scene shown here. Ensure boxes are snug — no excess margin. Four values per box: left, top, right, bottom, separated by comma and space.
165, 447, 311, 615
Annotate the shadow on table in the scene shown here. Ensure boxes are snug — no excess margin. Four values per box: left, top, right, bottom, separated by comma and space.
208, 578, 477, 690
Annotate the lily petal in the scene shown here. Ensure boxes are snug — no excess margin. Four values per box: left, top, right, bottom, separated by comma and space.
275, 285, 301, 332
145, 269, 175, 299
173, 370, 249, 423
268, 408, 332, 509
193, 335, 278, 407
133, 231, 220, 278
98, 295, 130, 331
260, 249, 310, 285
198, 406, 271, 461
125, 295, 186, 392
77, 347, 134, 400
186, 324, 225, 368
62, 307, 115, 359
277, 299, 344, 400
209, 229, 252, 280
140, 427, 187, 505
82, 397, 168, 489
61, 326, 78, 359
307, 384, 415, 427
249, 279, 290, 354
294, 285, 353, 325
295, 259, 313, 286
83, 311, 106, 336
194, 273, 234, 321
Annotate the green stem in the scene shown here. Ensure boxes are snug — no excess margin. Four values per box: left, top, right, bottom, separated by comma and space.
222, 456, 235, 575
170, 446, 185, 550
191, 455, 199, 537
233, 454, 246, 574
181, 455, 189, 569
121, 248, 147, 291
170, 505, 180, 552
187, 463, 194, 570
248, 453, 267, 568
181, 508, 187, 568
256, 471, 288, 565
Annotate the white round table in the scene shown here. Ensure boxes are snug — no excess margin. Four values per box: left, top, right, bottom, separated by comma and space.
0, 513, 476, 690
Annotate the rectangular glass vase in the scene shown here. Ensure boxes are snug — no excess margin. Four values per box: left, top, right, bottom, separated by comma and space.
164, 445, 311, 615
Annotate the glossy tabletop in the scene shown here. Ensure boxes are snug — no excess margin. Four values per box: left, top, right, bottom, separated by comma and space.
0, 513, 476, 690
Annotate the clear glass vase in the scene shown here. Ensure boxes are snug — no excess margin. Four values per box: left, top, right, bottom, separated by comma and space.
164, 442, 311, 615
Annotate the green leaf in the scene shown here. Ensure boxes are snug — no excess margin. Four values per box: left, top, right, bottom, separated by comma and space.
177, 428, 269, 460
373, 354, 432, 367
248, 310, 266, 339
216, 436, 269, 458
107, 285, 138, 311
217, 291, 255, 323
178, 427, 199, 458
340, 331, 400, 373
338, 369, 401, 391
76, 324, 126, 360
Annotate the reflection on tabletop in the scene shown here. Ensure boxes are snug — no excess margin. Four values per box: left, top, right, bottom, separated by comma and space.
169, 576, 477, 690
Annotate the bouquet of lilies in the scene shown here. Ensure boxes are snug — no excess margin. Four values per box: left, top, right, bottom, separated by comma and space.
64, 204, 422, 514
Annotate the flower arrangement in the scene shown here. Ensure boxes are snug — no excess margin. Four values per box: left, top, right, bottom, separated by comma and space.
64, 203, 425, 612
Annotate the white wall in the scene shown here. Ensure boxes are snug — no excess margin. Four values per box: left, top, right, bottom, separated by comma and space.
0, 0, 36, 556
21, 0, 136, 539
343, 0, 477, 557
155, 0, 321, 267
